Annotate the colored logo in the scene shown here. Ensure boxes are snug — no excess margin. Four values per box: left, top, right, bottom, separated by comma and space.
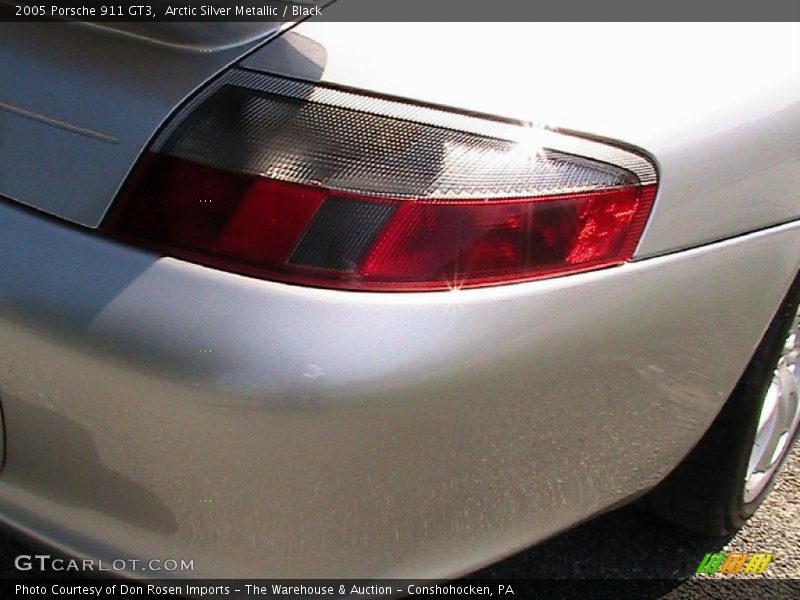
696, 552, 772, 574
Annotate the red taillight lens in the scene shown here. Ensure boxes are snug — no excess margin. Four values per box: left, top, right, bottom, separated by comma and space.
106, 71, 658, 291
361, 187, 654, 288
108, 155, 656, 291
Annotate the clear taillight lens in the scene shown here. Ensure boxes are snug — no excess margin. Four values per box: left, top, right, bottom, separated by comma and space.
105, 70, 658, 291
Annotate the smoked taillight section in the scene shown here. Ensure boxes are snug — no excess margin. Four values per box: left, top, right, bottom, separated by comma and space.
105, 70, 658, 291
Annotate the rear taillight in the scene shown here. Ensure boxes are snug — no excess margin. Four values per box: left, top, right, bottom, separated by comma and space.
105, 70, 657, 291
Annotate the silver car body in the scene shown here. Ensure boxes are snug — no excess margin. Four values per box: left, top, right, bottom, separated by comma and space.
0, 22, 799, 578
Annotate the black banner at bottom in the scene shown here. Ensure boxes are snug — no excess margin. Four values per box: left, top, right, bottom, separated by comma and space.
4, 579, 800, 600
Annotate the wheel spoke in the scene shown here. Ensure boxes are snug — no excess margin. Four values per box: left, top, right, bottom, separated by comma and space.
744, 306, 800, 503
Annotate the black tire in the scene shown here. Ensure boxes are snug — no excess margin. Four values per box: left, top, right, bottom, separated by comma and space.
645, 269, 800, 535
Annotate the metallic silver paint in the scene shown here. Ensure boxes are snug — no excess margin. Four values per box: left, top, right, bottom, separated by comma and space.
1, 21, 800, 580
87, 22, 286, 52
0, 23, 280, 227
0, 198, 798, 578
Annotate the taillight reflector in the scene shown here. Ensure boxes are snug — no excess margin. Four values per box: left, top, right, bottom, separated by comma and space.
105, 70, 658, 292
106, 155, 656, 291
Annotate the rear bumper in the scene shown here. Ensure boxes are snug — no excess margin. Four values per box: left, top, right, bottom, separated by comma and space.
1, 199, 799, 579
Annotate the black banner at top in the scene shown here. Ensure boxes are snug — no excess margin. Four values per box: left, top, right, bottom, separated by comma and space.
1, 0, 800, 22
